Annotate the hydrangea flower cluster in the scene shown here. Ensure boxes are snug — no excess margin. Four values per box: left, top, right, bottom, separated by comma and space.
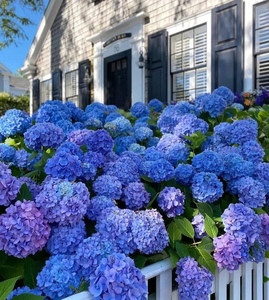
7, 286, 43, 300
93, 174, 122, 199
0, 200, 50, 258
192, 213, 206, 239
0, 143, 16, 162
0, 172, 21, 206
122, 182, 150, 210
86, 195, 116, 220
175, 257, 214, 300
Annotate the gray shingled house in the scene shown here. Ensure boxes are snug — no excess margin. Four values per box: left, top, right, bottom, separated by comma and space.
21, 0, 269, 115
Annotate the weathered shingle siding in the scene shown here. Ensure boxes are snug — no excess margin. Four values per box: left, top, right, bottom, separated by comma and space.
35, 0, 232, 77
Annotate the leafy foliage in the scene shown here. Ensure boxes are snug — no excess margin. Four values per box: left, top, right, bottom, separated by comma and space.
0, 92, 29, 115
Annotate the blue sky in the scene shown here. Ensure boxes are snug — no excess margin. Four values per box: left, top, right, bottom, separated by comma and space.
0, 2, 48, 74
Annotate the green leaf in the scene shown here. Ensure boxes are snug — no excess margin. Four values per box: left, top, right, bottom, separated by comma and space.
167, 221, 182, 247
198, 236, 214, 252
175, 242, 190, 258
16, 183, 32, 201
133, 255, 148, 269
196, 203, 213, 218
175, 217, 194, 239
204, 214, 218, 238
24, 258, 45, 288
0, 257, 25, 280
0, 276, 21, 300
168, 249, 179, 268
197, 249, 217, 275
264, 276, 269, 283
12, 295, 45, 300
265, 251, 269, 259
261, 124, 269, 138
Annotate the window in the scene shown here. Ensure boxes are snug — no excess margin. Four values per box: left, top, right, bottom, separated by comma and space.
40, 79, 52, 104
65, 70, 78, 106
255, 2, 269, 89
170, 24, 207, 102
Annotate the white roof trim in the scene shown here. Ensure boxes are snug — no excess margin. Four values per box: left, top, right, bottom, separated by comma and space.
0, 62, 12, 75
22, 0, 64, 75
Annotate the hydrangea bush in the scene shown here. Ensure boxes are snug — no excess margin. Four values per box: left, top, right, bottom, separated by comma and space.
0, 86, 269, 300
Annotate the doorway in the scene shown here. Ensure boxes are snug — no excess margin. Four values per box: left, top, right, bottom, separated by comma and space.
104, 49, 132, 110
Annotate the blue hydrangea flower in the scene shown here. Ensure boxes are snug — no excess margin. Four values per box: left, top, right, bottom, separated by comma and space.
35, 100, 72, 124
89, 253, 147, 300
104, 116, 133, 137
254, 162, 269, 194
122, 182, 151, 210
96, 207, 136, 254
67, 128, 94, 147
175, 257, 214, 300
93, 174, 122, 199
157, 187, 185, 217
238, 140, 265, 164
143, 147, 166, 161
148, 98, 164, 112
84, 129, 114, 155
12, 149, 31, 169
83, 102, 109, 123
192, 150, 224, 176
249, 240, 266, 263
128, 142, 146, 154
46, 221, 86, 255
192, 213, 206, 239
114, 135, 136, 155
140, 158, 174, 182
213, 233, 250, 272
227, 176, 266, 208
229, 119, 258, 145
0, 173, 21, 206
134, 126, 153, 141
212, 86, 234, 106
44, 151, 83, 181
195, 93, 227, 117
35, 178, 90, 225
75, 233, 119, 281
260, 214, 269, 250
231, 103, 244, 110
24, 122, 65, 150
105, 156, 140, 185
147, 136, 160, 147
86, 195, 116, 221
64, 101, 84, 122
82, 151, 105, 168
221, 203, 261, 246
130, 102, 150, 118
173, 113, 209, 137
132, 209, 169, 254
0, 109, 31, 137
84, 117, 103, 129
120, 150, 143, 170
56, 141, 83, 159
212, 122, 232, 146
0, 143, 16, 162
105, 112, 122, 123
55, 119, 75, 134
37, 254, 82, 300
191, 172, 223, 203
0, 200, 50, 258
175, 164, 196, 185
157, 105, 186, 133
174, 101, 201, 116
7, 286, 42, 300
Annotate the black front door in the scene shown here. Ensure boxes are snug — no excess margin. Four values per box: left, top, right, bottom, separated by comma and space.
104, 50, 131, 110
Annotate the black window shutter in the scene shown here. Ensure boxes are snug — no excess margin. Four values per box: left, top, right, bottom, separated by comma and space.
32, 78, 40, 112
211, 0, 243, 93
147, 29, 168, 103
52, 68, 62, 100
78, 59, 91, 109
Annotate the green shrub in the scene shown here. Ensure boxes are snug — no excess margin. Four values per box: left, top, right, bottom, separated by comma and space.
0, 92, 29, 116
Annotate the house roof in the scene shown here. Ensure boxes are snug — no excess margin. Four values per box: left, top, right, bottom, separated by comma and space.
0, 62, 12, 75
9, 76, 29, 90
21, 0, 64, 77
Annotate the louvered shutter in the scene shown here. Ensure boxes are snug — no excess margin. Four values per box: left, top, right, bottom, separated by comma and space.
147, 30, 168, 103
52, 69, 62, 100
79, 59, 91, 109
32, 78, 40, 112
255, 4, 269, 89
211, 0, 243, 92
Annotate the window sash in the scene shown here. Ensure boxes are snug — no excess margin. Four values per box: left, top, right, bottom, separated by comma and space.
40, 79, 52, 104
65, 70, 78, 100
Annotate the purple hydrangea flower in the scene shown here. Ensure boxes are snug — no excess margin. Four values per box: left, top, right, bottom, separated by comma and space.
130, 102, 150, 118
192, 213, 206, 239
0, 161, 11, 174
227, 176, 266, 208
114, 135, 137, 155
0, 172, 21, 206
46, 221, 86, 255
238, 140, 265, 164
122, 182, 151, 210
157, 187, 185, 217
0, 109, 31, 137
260, 214, 269, 250
0, 143, 16, 162
89, 253, 147, 300
84, 129, 114, 155
175, 257, 214, 300
67, 128, 93, 147
132, 209, 169, 254
212, 86, 234, 106
140, 158, 174, 182
134, 126, 153, 141
44, 151, 83, 181
249, 240, 266, 263
75, 233, 119, 280
17, 176, 42, 198
93, 174, 122, 199
37, 254, 82, 300
86, 195, 116, 220
35, 178, 90, 225
191, 172, 223, 203
0, 200, 50, 258
148, 98, 164, 112
24, 122, 65, 150
221, 203, 261, 246
7, 286, 42, 300
96, 207, 136, 254
104, 116, 133, 137
213, 233, 250, 272
175, 164, 196, 185
82, 151, 105, 169
254, 162, 269, 194
192, 150, 224, 176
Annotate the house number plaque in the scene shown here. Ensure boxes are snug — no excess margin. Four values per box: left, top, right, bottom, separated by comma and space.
103, 33, 132, 48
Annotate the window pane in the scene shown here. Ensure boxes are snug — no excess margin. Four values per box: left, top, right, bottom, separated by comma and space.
65, 70, 78, 100
194, 25, 207, 66
40, 79, 52, 104
255, 4, 269, 52
256, 53, 269, 89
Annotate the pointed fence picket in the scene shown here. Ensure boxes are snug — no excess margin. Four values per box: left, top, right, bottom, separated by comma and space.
62, 258, 269, 300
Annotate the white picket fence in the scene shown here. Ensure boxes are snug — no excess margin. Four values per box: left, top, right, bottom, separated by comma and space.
63, 258, 269, 300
